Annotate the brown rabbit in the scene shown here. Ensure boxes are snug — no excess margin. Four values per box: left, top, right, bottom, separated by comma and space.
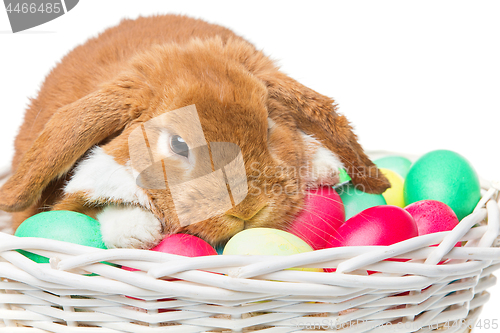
0, 15, 389, 249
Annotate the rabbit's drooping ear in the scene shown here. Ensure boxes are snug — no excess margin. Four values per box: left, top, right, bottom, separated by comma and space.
263, 71, 390, 194
0, 79, 149, 212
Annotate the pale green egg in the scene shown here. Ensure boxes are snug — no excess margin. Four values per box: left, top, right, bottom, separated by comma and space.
374, 155, 412, 179
15, 211, 106, 263
404, 150, 480, 221
338, 184, 387, 220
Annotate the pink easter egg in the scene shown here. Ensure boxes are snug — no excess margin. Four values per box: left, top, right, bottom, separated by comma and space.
151, 233, 218, 257
404, 200, 460, 236
288, 186, 345, 250
125, 234, 217, 308
327, 205, 418, 248
405, 200, 461, 251
151, 234, 219, 285
123, 234, 217, 272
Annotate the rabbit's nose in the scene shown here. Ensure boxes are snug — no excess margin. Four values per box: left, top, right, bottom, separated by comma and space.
226, 204, 266, 221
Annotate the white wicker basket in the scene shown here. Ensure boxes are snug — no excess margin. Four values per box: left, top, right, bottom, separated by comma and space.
1, 154, 499, 332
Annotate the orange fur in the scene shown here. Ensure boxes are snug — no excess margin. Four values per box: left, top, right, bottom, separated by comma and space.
0, 15, 389, 246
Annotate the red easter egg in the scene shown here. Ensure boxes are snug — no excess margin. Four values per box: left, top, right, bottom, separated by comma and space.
325, 205, 417, 272
288, 186, 345, 250
327, 205, 418, 247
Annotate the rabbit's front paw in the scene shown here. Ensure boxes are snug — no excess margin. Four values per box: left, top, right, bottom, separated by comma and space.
97, 205, 163, 249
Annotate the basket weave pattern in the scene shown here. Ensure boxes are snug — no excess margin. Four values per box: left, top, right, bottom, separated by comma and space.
1, 184, 499, 332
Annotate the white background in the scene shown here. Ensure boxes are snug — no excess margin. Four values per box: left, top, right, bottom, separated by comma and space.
0, 1, 499, 331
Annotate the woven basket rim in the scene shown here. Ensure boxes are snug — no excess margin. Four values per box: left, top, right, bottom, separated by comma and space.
1, 151, 499, 332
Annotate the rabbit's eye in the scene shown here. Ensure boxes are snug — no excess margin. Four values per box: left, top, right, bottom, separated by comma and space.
170, 135, 189, 158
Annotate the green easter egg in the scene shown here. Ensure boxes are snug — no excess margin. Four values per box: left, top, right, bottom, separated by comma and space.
337, 184, 387, 220
215, 244, 225, 255
403, 150, 481, 221
374, 155, 412, 179
15, 211, 106, 263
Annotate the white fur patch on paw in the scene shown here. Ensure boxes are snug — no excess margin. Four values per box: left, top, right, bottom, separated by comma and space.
97, 205, 163, 249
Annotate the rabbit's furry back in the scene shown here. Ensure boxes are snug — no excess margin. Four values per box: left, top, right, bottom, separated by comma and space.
0, 15, 389, 247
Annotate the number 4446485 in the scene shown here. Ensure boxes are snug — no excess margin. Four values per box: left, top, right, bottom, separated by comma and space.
5, 2, 62, 14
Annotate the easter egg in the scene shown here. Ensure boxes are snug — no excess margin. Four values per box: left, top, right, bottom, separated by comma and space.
327, 205, 418, 248
223, 228, 319, 271
379, 168, 405, 208
125, 234, 216, 311
123, 233, 217, 272
224, 228, 313, 255
338, 184, 387, 220
144, 225, 216, 315
404, 150, 481, 221
215, 244, 225, 255
405, 200, 460, 237
15, 211, 106, 263
152, 234, 217, 257
287, 186, 345, 250
405, 200, 461, 261
405, 200, 459, 235
333, 168, 352, 188
374, 155, 412, 178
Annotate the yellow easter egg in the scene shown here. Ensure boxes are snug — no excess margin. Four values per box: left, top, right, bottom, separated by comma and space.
223, 228, 322, 272
380, 168, 405, 208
